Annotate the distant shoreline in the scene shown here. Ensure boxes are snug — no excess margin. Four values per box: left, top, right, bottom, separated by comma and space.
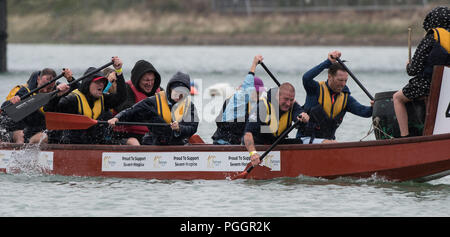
7, 7, 436, 47
5, 29, 421, 47
19, 33, 406, 46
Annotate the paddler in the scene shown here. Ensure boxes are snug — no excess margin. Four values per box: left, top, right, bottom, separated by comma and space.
0, 68, 74, 144
393, 6, 450, 138
54, 56, 126, 144
295, 50, 373, 144
102, 67, 117, 94
212, 54, 266, 145
108, 71, 199, 145
244, 82, 310, 166
111, 59, 163, 145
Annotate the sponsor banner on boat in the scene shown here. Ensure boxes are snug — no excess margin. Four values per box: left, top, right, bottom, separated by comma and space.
101, 151, 280, 172
433, 66, 450, 135
0, 150, 54, 170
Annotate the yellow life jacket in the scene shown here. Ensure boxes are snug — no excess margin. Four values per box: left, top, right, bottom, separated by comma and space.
6, 84, 28, 101
71, 89, 104, 119
318, 81, 348, 119
433, 28, 450, 53
6, 84, 45, 114
260, 97, 293, 137
155, 91, 191, 124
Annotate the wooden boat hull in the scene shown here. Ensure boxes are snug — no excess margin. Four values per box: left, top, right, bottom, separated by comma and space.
1, 67, 449, 182
1, 133, 449, 182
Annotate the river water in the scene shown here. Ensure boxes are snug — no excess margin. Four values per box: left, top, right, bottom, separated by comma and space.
0, 44, 448, 217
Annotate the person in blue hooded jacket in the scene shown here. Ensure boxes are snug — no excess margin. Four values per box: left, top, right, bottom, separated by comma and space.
296, 50, 373, 144
211, 54, 266, 145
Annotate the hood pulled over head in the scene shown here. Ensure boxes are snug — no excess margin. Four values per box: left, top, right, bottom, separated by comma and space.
423, 6, 450, 32
79, 67, 107, 96
166, 71, 191, 104
131, 60, 161, 96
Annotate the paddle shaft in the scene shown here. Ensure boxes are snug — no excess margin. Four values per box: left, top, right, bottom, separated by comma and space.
335, 58, 374, 101
20, 72, 64, 101
0, 72, 64, 113
259, 62, 281, 87
49, 61, 115, 99
96, 121, 169, 127
45, 61, 114, 98
408, 27, 412, 62
45, 112, 170, 130
245, 119, 302, 175
4, 61, 114, 122
3, 73, 64, 113
68, 61, 114, 88
16, 62, 112, 102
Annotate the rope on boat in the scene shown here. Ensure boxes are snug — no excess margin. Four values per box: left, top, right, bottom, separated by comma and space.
359, 117, 394, 141
359, 123, 375, 141
372, 117, 394, 139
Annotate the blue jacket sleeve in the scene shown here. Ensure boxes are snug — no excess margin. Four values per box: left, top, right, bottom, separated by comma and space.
222, 72, 255, 121
346, 95, 373, 118
291, 102, 304, 121
303, 59, 331, 94
302, 59, 332, 110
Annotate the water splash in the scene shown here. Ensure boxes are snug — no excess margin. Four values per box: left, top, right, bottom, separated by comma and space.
5, 143, 52, 177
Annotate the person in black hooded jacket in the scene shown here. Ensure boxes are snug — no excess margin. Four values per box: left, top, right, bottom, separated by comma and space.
108, 71, 199, 145
0, 68, 75, 143
1, 70, 41, 143
112, 59, 163, 145
115, 60, 163, 112
55, 57, 126, 144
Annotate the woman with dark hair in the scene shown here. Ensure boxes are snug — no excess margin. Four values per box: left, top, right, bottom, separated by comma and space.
393, 6, 450, 138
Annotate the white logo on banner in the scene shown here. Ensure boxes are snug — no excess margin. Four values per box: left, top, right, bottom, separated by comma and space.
101, 151, 281, 172
0, 150, 53, 170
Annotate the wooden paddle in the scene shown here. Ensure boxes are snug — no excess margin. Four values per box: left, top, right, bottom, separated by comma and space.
231, 119, 302, 180
334, 57, 374, 101
258, 61, 281, 87
188, 134, 205, 144
45, 112, 169, 130
4, 61, 113, 122
408, 27, 412, 63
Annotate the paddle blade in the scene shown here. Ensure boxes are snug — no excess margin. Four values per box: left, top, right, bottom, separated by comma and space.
188, 134, 205, 144
4, 92, 56, 122
230, 171, 248, 180
45, 112, 98, 130
231, 163, 254, 180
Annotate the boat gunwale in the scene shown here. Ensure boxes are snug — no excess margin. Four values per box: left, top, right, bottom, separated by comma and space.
1, 133, 449, 152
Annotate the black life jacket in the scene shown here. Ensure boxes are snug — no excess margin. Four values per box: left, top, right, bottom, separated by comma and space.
212, 96, 252, 144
